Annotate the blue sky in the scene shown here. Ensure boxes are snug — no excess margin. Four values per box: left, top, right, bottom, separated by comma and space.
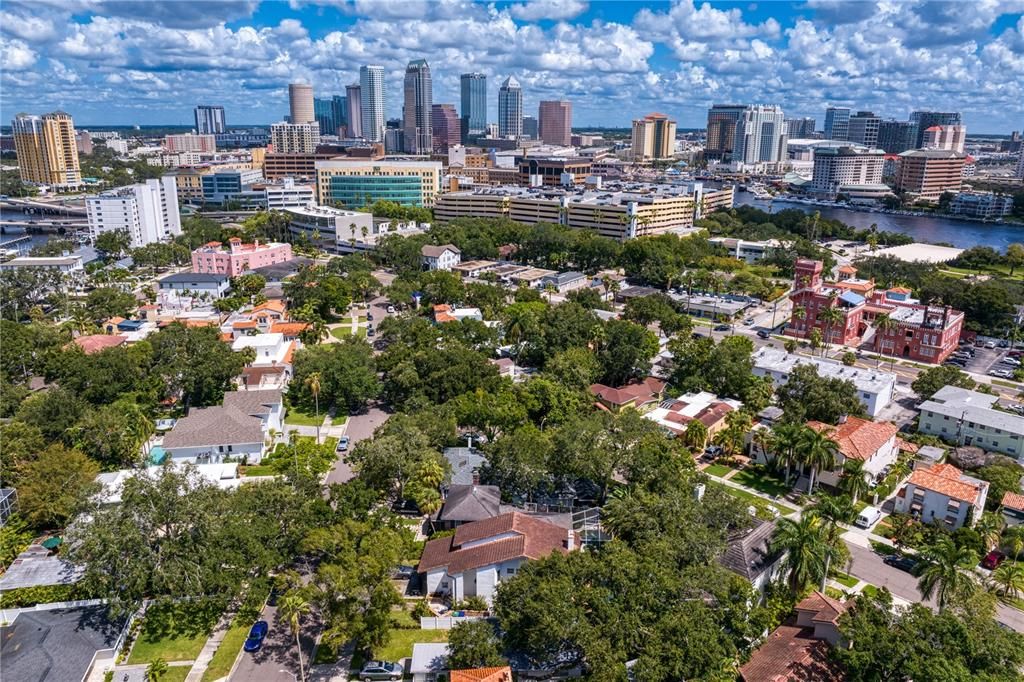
1, 1, 1022, 133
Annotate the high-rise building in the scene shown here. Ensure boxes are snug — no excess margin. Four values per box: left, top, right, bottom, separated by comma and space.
288, 83, 315, 125
824, 107, 851, 140
498, 76, 523, 139
194, 105, 226, 134
705, 104, 747, 160
877, 120, 918, 154
732, 105, 787, 170
460, 73, 487, 143
164, 133, 216, 153
847, 111, 881, 147
360, 65, 386, 143
431, 104, 461, 153
87, 176, 182, 248
910, 111, 962, 147
345, 84, 362, 138
810, 146, 885, 195
314, 96, 346, 136
631, 113, 677, 160
921, 125, 966, 153
786, 118, 816, 138
75, 130, 94, 156
270, 122, 321, 154
895, 149, 965, 202
1016, 147, 1024, 180
522, 115, 538, 140
402, 59, 433, 154
538, 100, 572, 146
11, 111, 81, 187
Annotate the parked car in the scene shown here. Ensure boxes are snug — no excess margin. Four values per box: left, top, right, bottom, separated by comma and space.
714, 324, 731, 332
367, 312, 374, 322
985, 341, 997, 349
386, 305, 396, 314
883, 555, 918, 573
704, 445, 723, 457
243, 621, 269, 652
743, 317, 756, 325
757, 330, 771, 339
359, 661, 404, 681
367, 328, 375, 337
982, 550, 1007, 570
392, 565, 416, 580
990, 369, 1013, 378
855, 506, 883, 529
336, 436, 350, 452
691, 332, 706, 339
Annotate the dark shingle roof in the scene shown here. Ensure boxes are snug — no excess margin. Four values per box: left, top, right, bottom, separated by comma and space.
443, 447, 487, 486
158, 272, 229, 285
721, 518, 781, 581
1, 606, 126, 682
438, 485, 501, 523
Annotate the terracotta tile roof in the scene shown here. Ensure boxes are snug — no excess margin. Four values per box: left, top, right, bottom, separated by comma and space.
906, 463, 984, 505
233, 320, 258, 329
739, 624, 844, 682
895, 437, 919, 453
70, 334, 127, 355
252, 300, 286, 314
698, 402, 735, 428
220, 332, 233, 342
589, 377, 666, 407
889, 286, 912, 294
837, 265, 857, 274
1001, 491, 1024, 513
418, 512, 570, 575
282, 340, 297, 365
796, 591, 847, 625
807, 417, 897, 462
450, 667, 512, 682
104, 316, 127, 326
270, 322, 309, 336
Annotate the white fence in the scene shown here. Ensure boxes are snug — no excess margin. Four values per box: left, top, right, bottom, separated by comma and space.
420, 615, 486, 629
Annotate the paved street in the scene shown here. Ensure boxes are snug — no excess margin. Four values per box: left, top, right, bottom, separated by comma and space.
229, 601, 320, 682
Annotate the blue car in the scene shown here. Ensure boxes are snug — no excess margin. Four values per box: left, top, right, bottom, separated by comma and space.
243, 620, 269, 652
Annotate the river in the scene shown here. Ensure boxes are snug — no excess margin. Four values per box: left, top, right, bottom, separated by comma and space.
733, 192, 1022, 252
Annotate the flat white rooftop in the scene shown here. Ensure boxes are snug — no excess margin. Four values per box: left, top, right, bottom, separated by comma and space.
752, 346, 896, 394
873, 243, 964, 264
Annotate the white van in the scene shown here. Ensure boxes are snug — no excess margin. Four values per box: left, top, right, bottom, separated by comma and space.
855, 506, 882, 529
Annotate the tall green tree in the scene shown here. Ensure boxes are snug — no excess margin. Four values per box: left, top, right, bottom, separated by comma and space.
770, 515, 830, 592
16, 444, 99, 529
797, 426, 839, 493
915, 535, 979, 612
149, 323, 250, 411
447, 620, 505, 670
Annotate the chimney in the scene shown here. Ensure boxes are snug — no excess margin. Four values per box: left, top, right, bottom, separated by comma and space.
565, 528, 575, 550
466, 435, 473, 449
838, 414, 848, 424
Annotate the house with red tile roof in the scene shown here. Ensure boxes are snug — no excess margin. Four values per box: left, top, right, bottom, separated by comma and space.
70, 334, 128, 355
643, 390, 742, 439
450, 667, 512, 682
418, 511, 575, 606
739, 591, 847, 682
806, 416, 899, 488
893, 462, 989, 529
999, 491, 1024, 527
590, 377, 666, 413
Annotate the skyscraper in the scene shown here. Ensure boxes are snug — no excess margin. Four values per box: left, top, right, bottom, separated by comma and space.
314, 96, 346, 136
538, 100, 572, 146
344, 85, 362, 138
460, 72, 487, 143
922, 125, 966, 153
824, 107, 851, 140
785, 117, 816, 138
194, 105, 226, 134
12, 111, 81, 187
432, 104, 461, 153
910, 111, 962, 147
360, 65, 386, 143
271, 122, 320, 154
705, 104, 747, 160
498, 76, 523, 139
402, 59, 433, 154
847, 111, 881, 147
522, 115, 538, 139
631, 113, 677, 160
877, 120, 918, 154
288, 83, 315, 125
732, 105, 787, 169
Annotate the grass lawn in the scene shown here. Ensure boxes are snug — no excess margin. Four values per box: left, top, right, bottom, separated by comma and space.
127, 602, 222, 664
730, 468, 792, 497
160, 668, 191, 682
717, 484, 796, 519
329, 413, 348, 426
330, 326, 352, 339
372, 628, 449, 664
200, 619, 250, 682
861, 584, 880, 599
704, 463, 733, 478
284, 408, 325, 427
354, 326, 367, 338
833, 572, 859, 589
240, 464, 276, 477
324, 436, 339, 451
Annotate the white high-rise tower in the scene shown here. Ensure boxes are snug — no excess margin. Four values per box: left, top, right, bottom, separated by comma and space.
498, 76, 523, 139
360, 65, 386, 143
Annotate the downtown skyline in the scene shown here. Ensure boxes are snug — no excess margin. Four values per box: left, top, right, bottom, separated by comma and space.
0, 1, 1022, 132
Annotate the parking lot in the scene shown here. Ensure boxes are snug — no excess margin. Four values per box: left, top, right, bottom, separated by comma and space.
945, 342, 1021, 379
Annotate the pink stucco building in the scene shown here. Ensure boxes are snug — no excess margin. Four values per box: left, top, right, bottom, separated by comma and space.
191, 238, 294, 276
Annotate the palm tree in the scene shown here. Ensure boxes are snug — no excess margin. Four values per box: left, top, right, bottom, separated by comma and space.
1005, 526, 1024, 562
770, 515, 830, 592
797, 427, 839, 493
915, 535, 979, 611
839, 459, 871, 504
808, 494, 855, 589
278, 591, 312, 682
771, 422, 802, 485
819, 303, 844, 358
990, 562, 1024, 604
975, 512, 1005, 553
683, 420, 708, 453
874, 313, 898, 368
146, 658, 168, 682
304, 372, 322, 443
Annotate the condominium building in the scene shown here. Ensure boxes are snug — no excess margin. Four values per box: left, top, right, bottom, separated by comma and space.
910, 111, 962, 147
270, 122, 321, 154
345, 84, 362, 138
918, 386, 1024, 460
895, 149, 965, 202
11, 111, 81, 187
403, 59, 433, 155
948, 191, 1014, 219
538, 101, 572, 146
631, 113, 677, 160
75, 130, 94, 155
314, 159, 442, 207
263, 152, 346, 181
164, 133, 216, 153
1016, 147, 1024, 179
288, 83, 315, 124
823, 107, 850, 141
847, 111, 880, 148
498, 76, 523, 139
877, 120, 918, 154
201, 168, 264, 205
86, 176, 182, 248
194, 105, 226, 134
705, 104, 747, 160
786, 118, 816, 138
192, 238, 294, 276
360, 65, 386, 143
922, 125, 966, 153
732, 105, 787, 171
460, 73, 487, 142
809, 145, 885, 196
431, 104, 461, 153
282, 204, 374, 247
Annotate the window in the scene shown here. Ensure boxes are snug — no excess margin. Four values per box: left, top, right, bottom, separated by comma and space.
506, 567, 517, 575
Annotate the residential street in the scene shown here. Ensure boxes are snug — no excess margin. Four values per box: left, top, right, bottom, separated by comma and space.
229, 600, 320, 682
323, 401, 390, 486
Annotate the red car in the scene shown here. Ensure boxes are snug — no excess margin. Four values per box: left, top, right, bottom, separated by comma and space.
982, 550, 1006, 570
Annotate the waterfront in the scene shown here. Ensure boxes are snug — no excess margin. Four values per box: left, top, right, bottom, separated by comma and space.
733, 192, 1022, 252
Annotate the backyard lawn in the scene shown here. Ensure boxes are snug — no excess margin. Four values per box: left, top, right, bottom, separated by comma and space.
284, 408, 325, 427
127, 601, 222, 665
717, 484, 796, 520
372, 628, 449, 664
239, 464, 276, 477
200, 619, 251, 681
161, 667, 191, 682
703, 463, 734, 478
730, 467, 792, 497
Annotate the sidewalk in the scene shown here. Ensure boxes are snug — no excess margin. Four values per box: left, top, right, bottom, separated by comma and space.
184, 609, 237, 682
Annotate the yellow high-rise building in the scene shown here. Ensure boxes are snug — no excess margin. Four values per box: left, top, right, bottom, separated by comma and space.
11, 111, 82, 187
631, 113, 677, 161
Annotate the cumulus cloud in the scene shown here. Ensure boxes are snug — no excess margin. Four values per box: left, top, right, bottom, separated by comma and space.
508, 0, 588, 22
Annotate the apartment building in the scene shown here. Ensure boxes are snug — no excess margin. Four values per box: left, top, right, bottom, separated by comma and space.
895, 149, 965, 202
270, 122, 321, 154
164, 133, 216, 153
11, 111, 81, 187
918, 386, 1024, 461
631, 113, 677, 160
893, 463, 988, 530
191, 238, 294, 276
86, 176, 182, 247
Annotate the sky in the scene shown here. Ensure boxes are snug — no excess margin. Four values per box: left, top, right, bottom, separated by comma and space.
1, 0, 1022, 133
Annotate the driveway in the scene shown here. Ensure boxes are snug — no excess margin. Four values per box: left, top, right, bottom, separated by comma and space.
323, 402, 391, 486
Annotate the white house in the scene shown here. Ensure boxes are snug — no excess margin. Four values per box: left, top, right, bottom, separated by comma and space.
917, 386, 1024, 461
421, 244, 461, 271
157, 272, 230, 308
893, 463, 988, 529
95, 462, 241, 505
231, 333, 294, 367
0, 254, 84, 275
805, 416, 900, 488
418, 511, 574, 606
721, 518, 786, 595
161, 389, 282, 464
